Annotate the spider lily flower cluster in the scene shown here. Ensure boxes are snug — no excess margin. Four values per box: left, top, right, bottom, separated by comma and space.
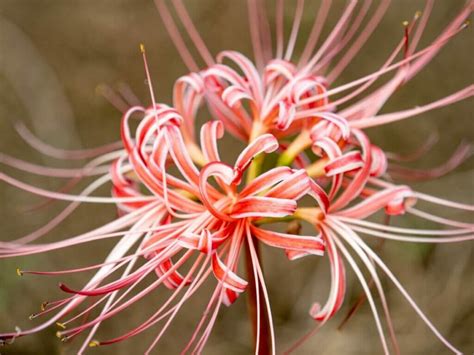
1, 0, 473, 353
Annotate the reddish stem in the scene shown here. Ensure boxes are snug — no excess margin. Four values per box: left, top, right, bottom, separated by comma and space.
244, 237, 271, 355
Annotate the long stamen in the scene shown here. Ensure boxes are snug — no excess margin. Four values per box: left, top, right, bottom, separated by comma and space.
171, 0, 214, 66
284, 0, 305, 61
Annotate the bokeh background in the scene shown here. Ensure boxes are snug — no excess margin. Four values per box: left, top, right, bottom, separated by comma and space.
0, 1, 472, 354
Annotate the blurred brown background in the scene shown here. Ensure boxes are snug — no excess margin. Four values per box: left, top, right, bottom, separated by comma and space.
0, 1, 472, 354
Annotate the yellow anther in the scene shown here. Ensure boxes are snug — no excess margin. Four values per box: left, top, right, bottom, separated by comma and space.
55, 330, 62, 339
40, 302, 47, 311
89, 340, 100, 347
140, 43, 145, 53
415, 11, 422, 19
16, 268, 23, 276
402, 20, 409, 27
56, 322, 66, 329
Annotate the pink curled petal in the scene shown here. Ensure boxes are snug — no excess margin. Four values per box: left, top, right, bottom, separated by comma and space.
154, 258, 192, 290
222, 289, 239, 307
292, 78, 317, 102
211, 253, 248, 293
285, 249, 311, 261
144, 105, 183, 129
308, 179, 330, 214
331, 129, 372, 211
165, 125, 201, 187
173, 74, 203, 140
121, 106, 146, 153
337, 186, 415, 219
266, 169, 310, 200
234, 134, 279, 174
385, 197, 407, 216
135, 115, 158, 154
312, 136, 342, 158
221, 85, 254, 108
217, 50, 263, 104
205, 90, 251, 141
199, 162, 235, 222
276, 101, 296, 131
110, 158, 149, 212
312, 138, 345, 199
386, 193, 417, 216
197, 229, 213, 254
310, 226, 346, 322
292, 77, 326, 104
129, 149, 203, 213
176, 232, 200, 251
310, 122, 333, 146
251, 225, 325, 256
177, 228, 229, 254
135, 105, 183, 158
210, 227, 233, 251
315, 112, 350, 140
136, 106, 182, 150
203, 64, 248, 89
180, 229, 230, 255
370, 145, 388, 177
110, 157, 130, 188
175, 72, 204, 94
200, 120, 224, 163
264, 59, 296, 84
240, 166, 293, 198
230, 196, 297, 219
324, 151, 364, 176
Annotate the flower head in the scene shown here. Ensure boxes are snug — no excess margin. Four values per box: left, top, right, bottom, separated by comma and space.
1, 1, 473, 354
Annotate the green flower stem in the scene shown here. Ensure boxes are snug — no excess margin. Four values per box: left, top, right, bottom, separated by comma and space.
276, 130, 311, 167
246, 153, 264, 183
253, 216, 295, 225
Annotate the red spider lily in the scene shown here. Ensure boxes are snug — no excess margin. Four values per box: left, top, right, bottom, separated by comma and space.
0, 1, 473, 354
0, 105, 327, 353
